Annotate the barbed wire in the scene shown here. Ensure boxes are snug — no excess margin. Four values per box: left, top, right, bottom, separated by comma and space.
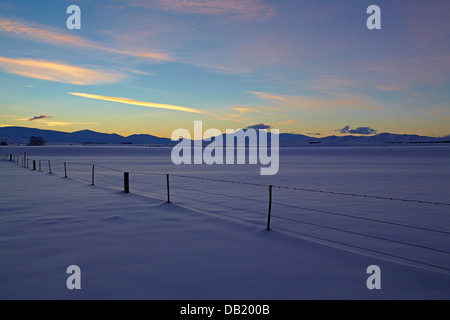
271, 201, 450, 234
5, 154, 450, 205
172, 183, 267, 205
271, 214, 449, 254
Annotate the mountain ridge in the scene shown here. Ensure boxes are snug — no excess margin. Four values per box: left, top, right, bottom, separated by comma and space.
0, 126, 448, 146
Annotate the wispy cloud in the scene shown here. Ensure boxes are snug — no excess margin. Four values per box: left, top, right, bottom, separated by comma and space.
41, 121, 97, 127
232, 107, 259, 114
277, 119, 295, 125
0, 18, 173, 61
119, 67, 154, 76
28, 115, 52, 121
0, 56, 125, 85
363, 56, 450, 88
125, 0, 275, 20
426, 107, 450, 116
250, 91, 374, 110
69, 93, 205, 114
250, 92, 291, 103
16, 117, 97, 127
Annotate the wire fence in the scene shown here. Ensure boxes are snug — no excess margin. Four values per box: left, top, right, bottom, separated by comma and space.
2, 152, 450, 274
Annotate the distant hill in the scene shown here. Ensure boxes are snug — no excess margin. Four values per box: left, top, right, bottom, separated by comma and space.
0, 126, 448, 146
304, 132, 449, 145
0, 127, 174, 145
218, 130, 449, 146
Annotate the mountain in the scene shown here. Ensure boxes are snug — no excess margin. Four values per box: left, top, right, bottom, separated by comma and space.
0, 127, 174, 145
316, 133, 448, 145
0, 126, 448, 146
217, 130, 448, 146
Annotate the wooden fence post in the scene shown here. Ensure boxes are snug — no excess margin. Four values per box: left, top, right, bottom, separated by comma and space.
124, 172, 130, 193
166, 174, 171, 203
267, 185, 273, 231
64, 162, 67, 177
39, 160, 41, 171
92, 165, 95, 185
33, 160, 36, 171
48, 160, 52, 174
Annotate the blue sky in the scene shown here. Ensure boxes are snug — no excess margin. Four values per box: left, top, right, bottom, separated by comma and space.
0, 0, 449, 137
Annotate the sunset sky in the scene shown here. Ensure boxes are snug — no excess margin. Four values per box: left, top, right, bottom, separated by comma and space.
0, 0, 449, 138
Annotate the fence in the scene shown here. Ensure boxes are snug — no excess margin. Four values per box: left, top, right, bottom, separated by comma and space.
2, 152, 450, 274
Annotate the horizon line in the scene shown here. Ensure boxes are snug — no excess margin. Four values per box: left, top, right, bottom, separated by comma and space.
0, 125, 448, 140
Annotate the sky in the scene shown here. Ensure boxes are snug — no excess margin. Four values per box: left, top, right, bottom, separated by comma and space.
0, 0, 449, 138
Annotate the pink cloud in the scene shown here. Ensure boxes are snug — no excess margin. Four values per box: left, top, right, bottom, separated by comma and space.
0, 56, 125, 85
0, 18, 173, 61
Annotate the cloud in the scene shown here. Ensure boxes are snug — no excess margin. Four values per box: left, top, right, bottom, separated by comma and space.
426, 108, 450, 116
28, 115, 52, 121
15, 116, 97, 127
69, 93, 205, 114
0, 56, 125, 85
232, 107, 259, 114
250, 91, 291, 103
125, 0, 275, 20
307, 133, 322, 136
336, 125, 378, 135
278, 119, 295, 125
363, 56, 450, 89
0, 18, 172, 61
245, 123, 271, 130
250, 91, 374, 110
119, 68, 154, 76
41, 121, 97, 127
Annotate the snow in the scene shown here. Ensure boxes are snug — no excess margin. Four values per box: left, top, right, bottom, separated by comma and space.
0, 145, 449, 299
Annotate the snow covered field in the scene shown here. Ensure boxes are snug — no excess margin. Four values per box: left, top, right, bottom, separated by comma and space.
0, 145, 449, 299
